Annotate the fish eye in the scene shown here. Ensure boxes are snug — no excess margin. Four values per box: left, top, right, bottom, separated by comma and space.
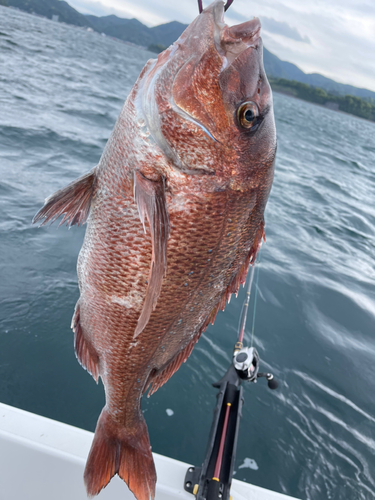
237, 101, 260, 130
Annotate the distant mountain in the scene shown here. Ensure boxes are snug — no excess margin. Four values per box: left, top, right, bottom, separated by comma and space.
269, 77, 375, 122
85, 14, 154, 46
5, 0, 375, 101
86, 14, 186, 48
262, 49, 375, 101
7, 0, 92, 27
85, 14, 375, 101
148, 21, 188, 47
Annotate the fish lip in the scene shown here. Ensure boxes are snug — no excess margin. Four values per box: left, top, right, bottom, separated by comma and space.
224, 18, 262, 45
210, 1, 261, 60
211, 0, 226, 27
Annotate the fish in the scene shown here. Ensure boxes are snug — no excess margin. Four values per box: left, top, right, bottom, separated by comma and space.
33, 1, 276, 499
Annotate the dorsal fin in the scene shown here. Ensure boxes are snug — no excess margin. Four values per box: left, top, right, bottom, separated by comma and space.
32, 169, 97, 227
145, 224, 265, 394
133, 171, 170, 338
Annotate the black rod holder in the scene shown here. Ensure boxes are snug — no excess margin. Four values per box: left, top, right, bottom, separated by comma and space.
184, 364, 243, 500
184, 347, 278, 500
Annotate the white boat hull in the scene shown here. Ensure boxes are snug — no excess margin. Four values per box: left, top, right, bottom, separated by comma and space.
0, 403, 300, 500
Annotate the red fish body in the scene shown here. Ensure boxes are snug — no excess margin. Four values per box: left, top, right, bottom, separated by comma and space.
34, 2, 276, 499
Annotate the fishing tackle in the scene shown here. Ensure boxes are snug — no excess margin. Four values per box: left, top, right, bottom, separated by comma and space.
184, 262, 278, 500
198, 0, 234, 14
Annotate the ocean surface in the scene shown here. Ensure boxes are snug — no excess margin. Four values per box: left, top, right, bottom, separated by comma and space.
1, 6, 375, 500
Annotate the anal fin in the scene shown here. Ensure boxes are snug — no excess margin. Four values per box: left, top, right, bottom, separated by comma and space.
71, 303, 100, 383
133, 171, 170, 338
147, 334, 199, 396
32, 168, 97, 227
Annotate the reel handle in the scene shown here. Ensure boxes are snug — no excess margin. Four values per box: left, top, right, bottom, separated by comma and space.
257, 372, 278, 390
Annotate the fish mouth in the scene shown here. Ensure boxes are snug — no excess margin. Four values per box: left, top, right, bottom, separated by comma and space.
224, 18, 261, 45
210, 0, 261, 66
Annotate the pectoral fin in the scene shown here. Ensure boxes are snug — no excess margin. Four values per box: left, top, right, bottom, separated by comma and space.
32, 169, 97, 227
133, 171, 170, 338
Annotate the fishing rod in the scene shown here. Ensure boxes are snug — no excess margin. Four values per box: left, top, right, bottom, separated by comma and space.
184, 260, 278, 500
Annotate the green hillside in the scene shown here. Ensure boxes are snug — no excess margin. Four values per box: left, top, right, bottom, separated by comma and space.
270, 78, 375, 122
263, 49, 375, 101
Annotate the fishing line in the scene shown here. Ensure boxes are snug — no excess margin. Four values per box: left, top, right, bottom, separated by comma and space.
236, 264, 254, 344
250, 248, 261, 348
236, 246, 262, 346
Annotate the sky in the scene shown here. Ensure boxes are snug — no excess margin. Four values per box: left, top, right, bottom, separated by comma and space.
68, 0, 375, 92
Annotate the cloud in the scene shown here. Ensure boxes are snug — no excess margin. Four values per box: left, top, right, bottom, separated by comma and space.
67, 0, 109, 17
226, 8, 310, 43
69, 0, 198, 26
261, 8, 375, 91
67, 0, 375, 92
230, 0, 375, 91
260, 17, 310, 43
68, 0, 172, 25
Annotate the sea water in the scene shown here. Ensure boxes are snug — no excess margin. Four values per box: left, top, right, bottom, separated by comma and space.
1, 6, 375, 500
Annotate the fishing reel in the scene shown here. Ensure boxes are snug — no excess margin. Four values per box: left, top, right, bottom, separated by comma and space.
185, 261, 280, 500
185, 344, 279, 500
233, 344, 259, 381
233, 343, 278, 389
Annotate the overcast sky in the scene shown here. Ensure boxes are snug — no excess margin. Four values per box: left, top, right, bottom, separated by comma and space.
69, 0, 375, 92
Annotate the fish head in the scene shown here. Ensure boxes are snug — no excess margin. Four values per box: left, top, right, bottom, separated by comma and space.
142, 0, 276, 193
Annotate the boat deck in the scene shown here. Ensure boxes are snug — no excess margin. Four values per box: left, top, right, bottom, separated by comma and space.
0, 403, 300, 500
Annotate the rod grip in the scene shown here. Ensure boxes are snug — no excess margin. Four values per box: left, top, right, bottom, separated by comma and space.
224, 383, 238, 405
206, 479, 221, 500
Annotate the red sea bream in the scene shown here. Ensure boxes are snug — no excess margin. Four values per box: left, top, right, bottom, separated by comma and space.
33, 1, 277, 499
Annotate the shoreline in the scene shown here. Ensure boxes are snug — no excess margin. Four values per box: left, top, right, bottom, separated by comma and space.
2, 4, 374, 124
272, 88, 375, 124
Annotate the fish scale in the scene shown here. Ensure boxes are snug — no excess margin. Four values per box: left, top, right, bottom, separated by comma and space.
33, 1, 276, 499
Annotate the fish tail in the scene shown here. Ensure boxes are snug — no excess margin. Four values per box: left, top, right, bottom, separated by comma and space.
84, 407, 156, 500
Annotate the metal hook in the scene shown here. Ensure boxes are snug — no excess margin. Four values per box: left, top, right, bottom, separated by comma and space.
224, 0, 234, 11
198, 0, 234, 14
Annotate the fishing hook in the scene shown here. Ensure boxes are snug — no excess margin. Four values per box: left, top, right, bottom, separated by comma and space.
198, 0, 234, 14
224, 0, 234, 11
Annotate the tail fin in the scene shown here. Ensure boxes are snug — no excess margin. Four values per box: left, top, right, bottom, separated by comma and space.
84, 407, 156, 500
